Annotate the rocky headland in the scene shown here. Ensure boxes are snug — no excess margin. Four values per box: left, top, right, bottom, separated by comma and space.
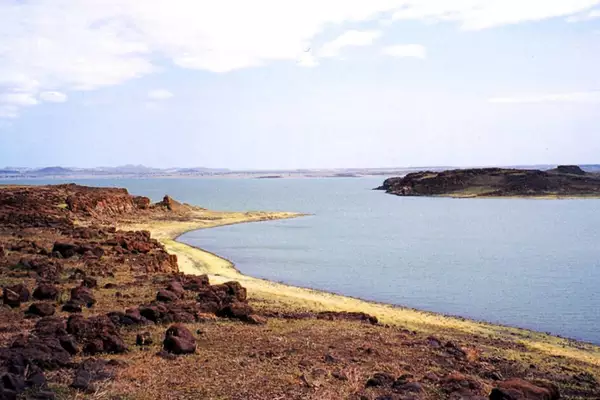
0, 184, 599, 399
377, 165, 600, 198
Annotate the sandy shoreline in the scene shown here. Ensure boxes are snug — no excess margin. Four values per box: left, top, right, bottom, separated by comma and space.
127, 208, 600, 366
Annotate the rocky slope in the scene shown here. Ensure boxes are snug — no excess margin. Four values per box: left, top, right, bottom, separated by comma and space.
0, 184, 598, 399
376, 165, 600, 198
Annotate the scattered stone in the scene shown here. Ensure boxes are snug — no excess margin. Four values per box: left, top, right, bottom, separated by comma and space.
62, 301, 83, 313
67, 315, 126, 355
71, 358, 114, 393
82, 277, 98, 288
216, 302, 253, 320
70, 286, 96, 308
27, 303, 56, 317
366, 372, 396, 388
490, 379, 560, 400
3, 283, 30, 307
2, 288, 21, 308
156, 289, 179, 303
163, 324, 196, 355
166, 280, 185, 298
32, 284, 59, 301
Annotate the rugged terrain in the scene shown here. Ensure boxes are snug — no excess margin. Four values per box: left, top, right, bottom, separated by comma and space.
376, 165, 600, 198
0, 184, 599, 399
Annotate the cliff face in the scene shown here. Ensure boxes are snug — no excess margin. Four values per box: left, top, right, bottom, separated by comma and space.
377, 166, 600, 197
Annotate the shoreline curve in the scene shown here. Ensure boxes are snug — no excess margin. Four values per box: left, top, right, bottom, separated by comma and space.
126, 208, 600, 367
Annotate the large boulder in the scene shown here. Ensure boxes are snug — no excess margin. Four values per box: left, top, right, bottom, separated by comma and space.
163, 324, 196, 355
32, 284, 59, 301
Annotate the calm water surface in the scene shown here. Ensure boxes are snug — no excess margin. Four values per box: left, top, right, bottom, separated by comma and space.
3, 177, 600, 343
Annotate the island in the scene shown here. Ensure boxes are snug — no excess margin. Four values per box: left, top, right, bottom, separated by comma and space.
376, 165, 600, 198
0, 183, 598, 399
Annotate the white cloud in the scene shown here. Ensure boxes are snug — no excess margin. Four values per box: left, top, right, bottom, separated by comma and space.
489, 91, 600, 104
148, 89, 174, 100
382, 44, 426, 59
566, 8, 600, 22
0, 93, 38, 106
319, 30, 382, 58
1, 0, 598, 117
392, 0, 600, 30
39, 91, 68, 103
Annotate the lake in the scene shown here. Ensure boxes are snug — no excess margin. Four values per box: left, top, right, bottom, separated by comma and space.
4, 177, 600, 343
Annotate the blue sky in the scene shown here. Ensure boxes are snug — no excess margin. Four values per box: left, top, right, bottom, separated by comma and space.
1, 1, 599, 169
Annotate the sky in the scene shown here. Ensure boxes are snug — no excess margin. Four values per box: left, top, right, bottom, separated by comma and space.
0, 1, 599, 170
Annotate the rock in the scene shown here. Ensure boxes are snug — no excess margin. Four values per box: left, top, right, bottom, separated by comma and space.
71, 358, 114, 393
59, 336, 79, 355
393, 381, 423, 393
2, 288, 21, 308
67, 315, 126, 355
366, 372, 396, 388
216, 302, 254, 320
136, 332, 153, 346
107, 309, 149, 327
490, 379, 560, 400
27, 303, 56, 317
166, 281, 185, 298
70, 286, 96, 307
32, 284, 59, 301
156, 289, 179, 303
163, 324, 196, 355
62, 301, 83, 313
3, 284, 30, 307
181, 274, 209, 291
52, 242, 78, 258
82, 277, 98, 288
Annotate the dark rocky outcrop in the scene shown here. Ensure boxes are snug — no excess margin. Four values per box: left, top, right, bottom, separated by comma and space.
377, 166, 600, 198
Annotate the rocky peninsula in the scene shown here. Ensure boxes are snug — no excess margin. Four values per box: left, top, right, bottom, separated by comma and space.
377, 165, 600, 198
0, 184, 599, 399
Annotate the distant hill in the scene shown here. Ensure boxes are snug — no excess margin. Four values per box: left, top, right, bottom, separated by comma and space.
33, 167, 74, 175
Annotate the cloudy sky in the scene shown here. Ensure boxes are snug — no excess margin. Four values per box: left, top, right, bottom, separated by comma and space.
1, 0, 599, 169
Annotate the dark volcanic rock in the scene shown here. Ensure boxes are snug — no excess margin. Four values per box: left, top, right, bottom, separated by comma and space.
70, 286, 96, 308
3, 283, 30, 307
27, 303, 56, 317
62, 301, 83, 313
490, 379, 559, 400
366, 372, 396, 388
66, 315, 126, 355
378, 166, 600, 198
71, 358, 114, 392
216, 302, 253, 320
156, 289, 179, 303
163, 324, 196, 355
82, 277, 98, 288
32, 284, 59, 301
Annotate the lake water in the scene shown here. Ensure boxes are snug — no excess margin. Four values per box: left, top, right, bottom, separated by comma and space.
3, 177, 600, 343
